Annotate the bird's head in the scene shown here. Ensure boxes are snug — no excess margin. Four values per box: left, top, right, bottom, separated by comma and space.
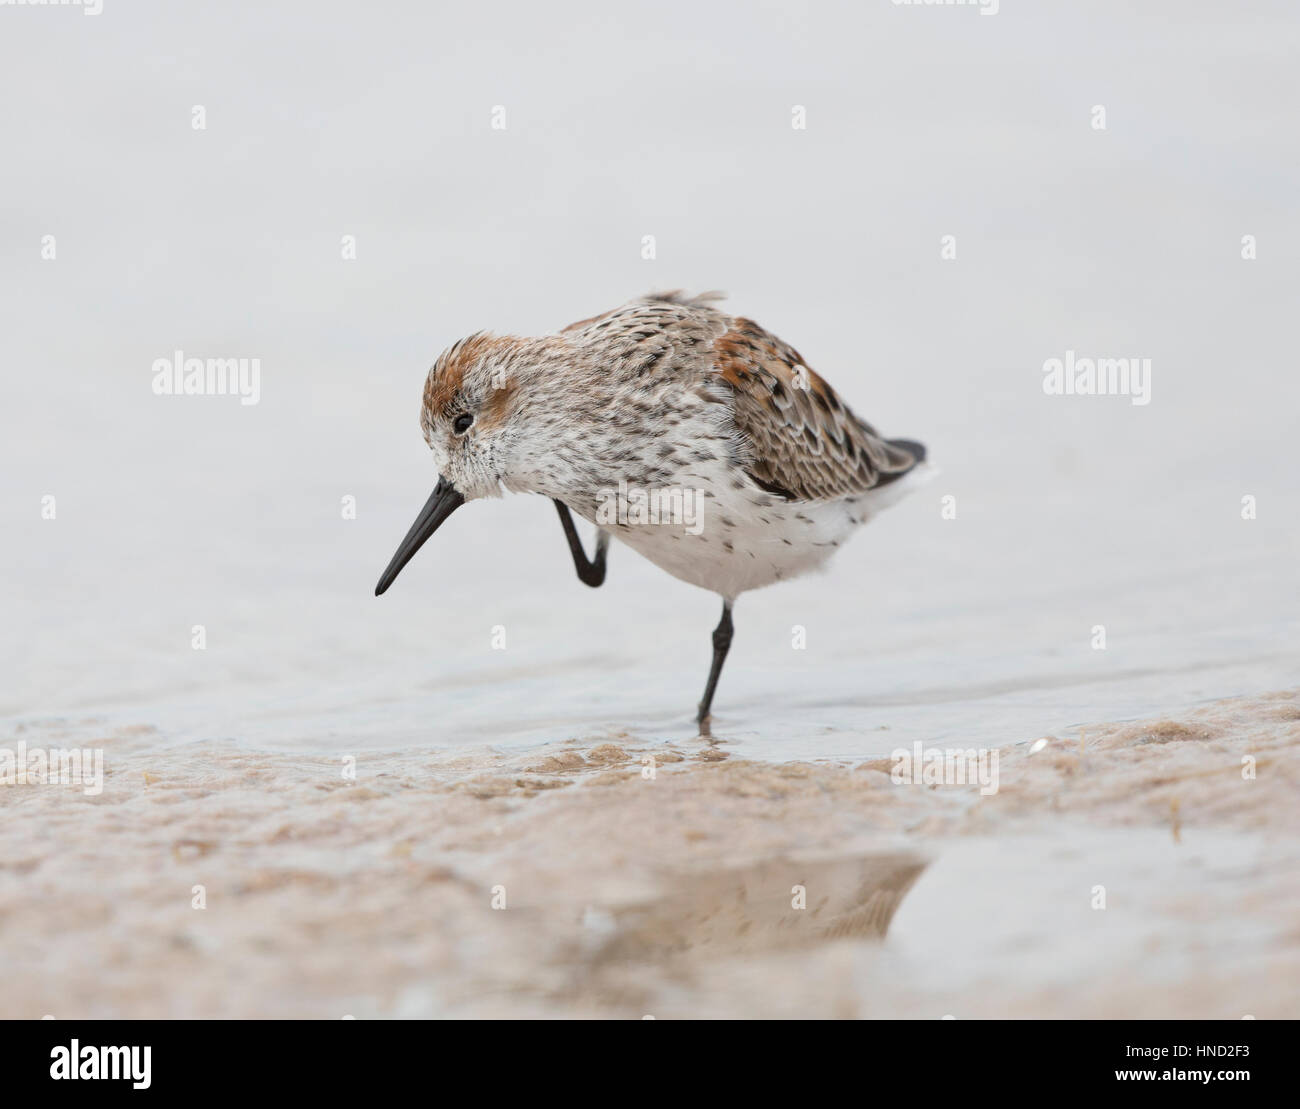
417, 332, 528, 502
375, 332, 549, 595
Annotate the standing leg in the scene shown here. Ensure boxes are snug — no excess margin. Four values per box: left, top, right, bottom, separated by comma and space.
554, 500, 608, 587
696, 600, 734, 737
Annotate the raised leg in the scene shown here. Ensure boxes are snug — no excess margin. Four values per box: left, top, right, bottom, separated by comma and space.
553, 500, 608, 587
696, 601, 734, 737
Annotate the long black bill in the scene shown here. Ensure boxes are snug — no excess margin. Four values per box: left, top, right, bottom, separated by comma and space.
374, 476, 465, 596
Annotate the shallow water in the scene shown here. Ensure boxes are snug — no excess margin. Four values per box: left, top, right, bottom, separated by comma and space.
2, 3, 1298, 762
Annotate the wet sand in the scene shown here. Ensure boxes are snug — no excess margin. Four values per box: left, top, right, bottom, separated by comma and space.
3, 689, 1297, 1019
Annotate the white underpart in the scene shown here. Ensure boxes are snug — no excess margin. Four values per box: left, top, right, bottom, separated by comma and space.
573, 457, 935, 604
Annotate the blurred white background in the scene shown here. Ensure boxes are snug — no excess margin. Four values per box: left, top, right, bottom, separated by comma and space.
2, 1, 1297, 758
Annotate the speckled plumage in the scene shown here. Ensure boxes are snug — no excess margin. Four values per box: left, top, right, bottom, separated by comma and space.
415, 291, 928, 599
382, 291, 930, 734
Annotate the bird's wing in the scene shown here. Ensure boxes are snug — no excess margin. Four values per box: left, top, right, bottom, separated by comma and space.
712, 318, 922, 502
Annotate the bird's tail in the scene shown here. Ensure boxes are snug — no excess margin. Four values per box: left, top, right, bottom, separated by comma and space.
872, 437, 928, 488
887, 438, 927, 465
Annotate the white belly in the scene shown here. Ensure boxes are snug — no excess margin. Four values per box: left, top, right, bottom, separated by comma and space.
580, 462, 932, 601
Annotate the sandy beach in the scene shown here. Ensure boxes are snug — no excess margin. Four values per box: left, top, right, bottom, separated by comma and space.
4, 689, 1296, 1019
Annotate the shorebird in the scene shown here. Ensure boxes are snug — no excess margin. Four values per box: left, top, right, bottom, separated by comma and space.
376, 292, 928, 736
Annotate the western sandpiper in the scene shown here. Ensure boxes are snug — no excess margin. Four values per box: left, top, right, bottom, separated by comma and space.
376, 292, 929, 736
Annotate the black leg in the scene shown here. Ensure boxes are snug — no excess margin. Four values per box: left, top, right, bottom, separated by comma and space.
554, 500, 608, 587
696, 601, 734, 737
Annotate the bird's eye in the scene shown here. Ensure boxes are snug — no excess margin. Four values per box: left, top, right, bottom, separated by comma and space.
452, 413, 474, 435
